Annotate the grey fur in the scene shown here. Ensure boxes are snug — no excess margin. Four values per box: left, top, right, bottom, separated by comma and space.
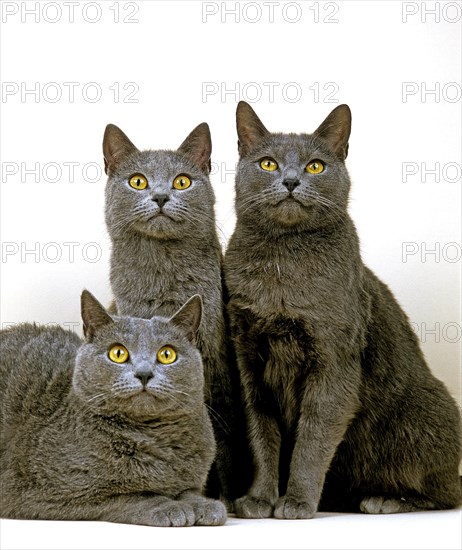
0, 291, 226, 527
224, 101, 462, 518
103, 123, 250, 502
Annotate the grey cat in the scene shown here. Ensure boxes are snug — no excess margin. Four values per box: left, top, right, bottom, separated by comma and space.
223, 101, 462, 519
0, 291, 227, 527
103, 122, 250, 502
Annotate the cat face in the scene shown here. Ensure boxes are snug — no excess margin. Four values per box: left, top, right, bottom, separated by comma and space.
74, 291, 204, 420
235, 102, 352, 233
104, 123, 216, 241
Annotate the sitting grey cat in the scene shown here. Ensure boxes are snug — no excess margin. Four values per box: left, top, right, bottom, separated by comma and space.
224, 101, 461, 519
103, 122, 250, 502
0, 291, 226, 527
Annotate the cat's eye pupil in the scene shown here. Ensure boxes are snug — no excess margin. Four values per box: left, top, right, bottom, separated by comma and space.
129, 174, 148, 190
157, 345, 177, 364
306, 160, 324, 174
173, 175, 191, 190
108, 344, 129, 364
260, 158, 278, 172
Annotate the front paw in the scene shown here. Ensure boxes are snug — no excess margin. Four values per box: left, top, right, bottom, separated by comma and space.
274, 496, 316, 520
234, 495, 274, 518
192, 498, 227, 526
149, 501, 195, 527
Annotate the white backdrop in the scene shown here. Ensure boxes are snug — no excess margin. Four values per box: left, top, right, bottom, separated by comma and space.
1, 2, 461, 548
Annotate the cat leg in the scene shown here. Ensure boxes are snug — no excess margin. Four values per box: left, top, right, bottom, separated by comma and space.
178, 490, 227, 526
98, 494, 196, 527
232, 362, 280, 517
355, 384, 462, 514
204, 349, 249, 507
360, 496, 438, 514
359, 470, 462, 514
234, 392, 281, 518
8, 493, 196, 527
228, 307, 281, 518
275, 353, 361, 520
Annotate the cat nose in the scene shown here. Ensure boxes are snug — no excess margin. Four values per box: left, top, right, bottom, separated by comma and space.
134, 369, 154, 387
282, 179, 301, 193
152, 194, 170, 208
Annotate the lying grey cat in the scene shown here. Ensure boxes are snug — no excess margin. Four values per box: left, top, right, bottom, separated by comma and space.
103, 122, 250, 502
224, 101, 462, 518
0, 291, 226, 527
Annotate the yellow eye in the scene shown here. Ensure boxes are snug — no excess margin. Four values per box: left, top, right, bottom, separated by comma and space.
173, 175, 191, 190
306, 160, 324, 174
157, 345, 177, 365
129, 174, 148, 190
108, 344, 129, 364
260, 158, 278, 172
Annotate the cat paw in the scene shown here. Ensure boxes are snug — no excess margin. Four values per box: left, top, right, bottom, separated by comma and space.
274, 496, 316, 520
148, 501, 195, 527
234, 495, 274, 518
192, 498, 227, 526
360, 496, 406, 514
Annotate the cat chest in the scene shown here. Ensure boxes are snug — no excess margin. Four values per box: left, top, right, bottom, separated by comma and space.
114, 262, 221, 321
232, 257, 338, 316
244, 315, 313, 429
264, 346, 308, 430
91, 433, 203, 496
113, 247, 221, 293
47, 417, 205, 497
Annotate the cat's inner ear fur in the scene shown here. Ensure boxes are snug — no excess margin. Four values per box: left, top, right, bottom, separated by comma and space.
313, 104, 351, 160
167, 295, 203, 344
236, 101, 270, 156
103, 124, 139, 175
177, 123, 212, 174
81, 290, 114, 341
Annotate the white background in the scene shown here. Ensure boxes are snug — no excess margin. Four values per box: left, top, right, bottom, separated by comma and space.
0, 1, 461, 548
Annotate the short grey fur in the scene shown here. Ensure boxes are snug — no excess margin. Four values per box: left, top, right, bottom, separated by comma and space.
0, 291, 226, 527
103, 123, 250, 502
224, 101, 462, 519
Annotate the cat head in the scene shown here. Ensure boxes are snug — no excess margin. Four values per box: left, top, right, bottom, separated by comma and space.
103, 123, 216, 241
235, 101, 352, 233
74, 290, 204, 420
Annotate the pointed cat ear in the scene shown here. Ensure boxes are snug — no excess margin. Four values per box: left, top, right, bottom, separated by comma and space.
236, 101, 270, 156
167, 295, 202, 344
103, 124, 139, 175
313, 104, 351, 160
81, 290, 114, 341
177, 123, 212, 174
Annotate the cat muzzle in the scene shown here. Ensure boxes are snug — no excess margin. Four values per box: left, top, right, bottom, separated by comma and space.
282, 179, 301, 193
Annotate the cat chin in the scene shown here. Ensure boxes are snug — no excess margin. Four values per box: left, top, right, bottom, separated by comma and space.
118, 386, 164, 400
134, 218, 181, 240
268, 199, 313, 226
109, 389, 173, 416
123, 395, 191, 420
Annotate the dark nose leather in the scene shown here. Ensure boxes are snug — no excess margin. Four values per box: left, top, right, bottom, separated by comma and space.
282, 178, 300, 193
134, 370, 154, 387
152, 194, 170, 208
282, 179, 300, 192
